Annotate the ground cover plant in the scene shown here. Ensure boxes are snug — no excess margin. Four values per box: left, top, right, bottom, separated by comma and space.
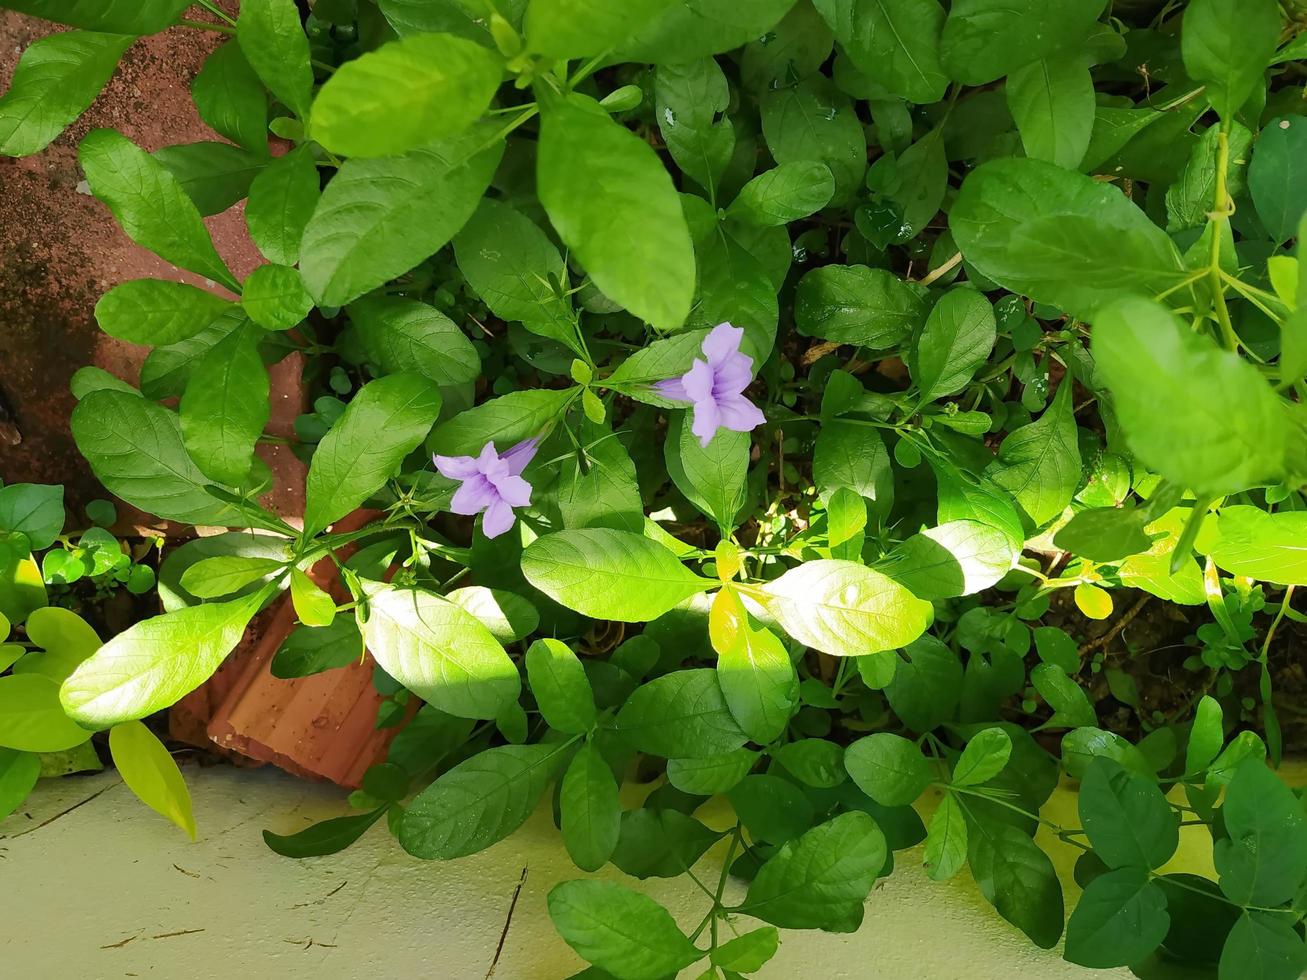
2, 0, 1307, 976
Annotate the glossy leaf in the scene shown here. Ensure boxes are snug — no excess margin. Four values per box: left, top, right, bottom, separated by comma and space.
360, 582, 520, 721
108, 719, 196, 838
537, 92, 694, 331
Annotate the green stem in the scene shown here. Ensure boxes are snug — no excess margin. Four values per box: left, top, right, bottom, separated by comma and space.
1207, 124, 1239, 352
194, 0, 237, 26
179, 18, 236, 33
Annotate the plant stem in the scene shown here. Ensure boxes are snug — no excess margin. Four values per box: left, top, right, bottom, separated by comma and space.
179, 18, 236, 33
195, 0, 237, 26
1207, 124, 1239, 352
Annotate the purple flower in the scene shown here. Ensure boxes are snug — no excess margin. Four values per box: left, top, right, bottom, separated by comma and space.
654, 322, 765, 448
434, 438, 539, 539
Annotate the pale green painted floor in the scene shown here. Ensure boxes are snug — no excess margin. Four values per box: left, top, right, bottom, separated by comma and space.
0, 764, 1186, 979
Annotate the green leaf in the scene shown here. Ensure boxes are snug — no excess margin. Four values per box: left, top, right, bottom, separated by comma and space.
1064, 867, 1170, 968
152, 141, 265, 217
882, 635, 961, 731
555, 423, 644, 534
108, 720, 196, 838
711, 926, 780, 973
0, 484, 64, 551
1185, 695, 1224, 775
548, 880, 702, 980
1181, 0, 1281, 121
245, 146, 319, 266
446, 587, 538, 644
760, 75, 865, 205
452, 199, 576, 349
299, 128, 504, 307
359, 582, 520, 720
1214, 759, 1307, 907
94, 279, 235, 346
560, 742, 621, 872
524, 638, 595, 735
0, 0, 188, 33
191, 40, 267, 155
987, 377, 1079, 528
814, 421, 892, 506
399, 742, 569, 859
429, 388, 573, 458
844, 732, 930, 806
951, 157, 1186, 319
179, 555, 287, 600
654, 58, 735, 195
795, 265, 928, 348
180, 320, 269, 487
236, 0, 315, 119
743, 811, 887, 931
811, 0, 948, 104
264, 806, 388, 858
728, 162, 835, 226
760, 559, 932, 657
0, 673, 92, 752
1249, 117, 1307, 244
78, 129, 237, 291
1093, 297, 1288, 496
953, 727, 1012, 786
910, 288, 996, 403
537, 92, 694, 332
878, 519, 1014, 600
613, 668, 746, 759
666, 412, 748, 530
71, 390, 243, 527
526, 0, 676, 58
303, 373, 442, 535
711, 590, 797, 744
615, 0, 796, 64
309, 34, 501, 159
611, 807, 725, 878
0, 29, 132, 157
522, 529, 711, 623
271, 616, 362, 678
0, 533, 47, 625
941, 0, 1106, 86
1166, 122, 1255, 232
1031, 663, 1096, 728
288, 568, 334, 627
1054, 507, 1152, 563
1210, 507, 1307, 585
0, 748, 41, 820
349, 296, 480, 387
1219, 912, 1307, 980
969, 819, 1064, 948
1005, 57, 1094, 170
60, 590, 266, 728
1079, 757, 1179, 870
921, 793, 969, 884
240, 264, 312, 330
666, 749, 759, 795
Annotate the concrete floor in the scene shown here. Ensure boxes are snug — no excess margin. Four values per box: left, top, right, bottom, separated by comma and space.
0, 764, 1161, 979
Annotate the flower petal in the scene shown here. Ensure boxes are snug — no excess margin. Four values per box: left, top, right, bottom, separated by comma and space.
654, 377, 689, 402
717, 392, 766, 434
682, 358, 714, 402
433, 453, 479, 480
701, 322, 743, 367
712, 351, 753, 397
481, 498, 516, 539
501, 437, 541, 476
690, 399, 722, 448
490, 473, 532, 508
450, 475, 495, 515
